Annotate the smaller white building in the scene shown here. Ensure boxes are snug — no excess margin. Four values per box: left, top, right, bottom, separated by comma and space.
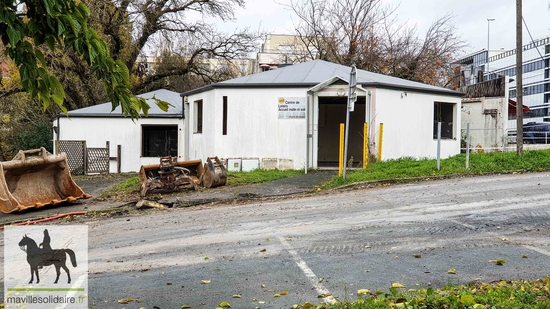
54, 89, 184, 173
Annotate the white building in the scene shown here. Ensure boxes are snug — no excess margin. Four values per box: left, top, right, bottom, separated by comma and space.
55, 61, 463, 173
181, 60, 464, 170
54, 89, 184, 173
454, 36, 550, 128
256, 34, 317, 72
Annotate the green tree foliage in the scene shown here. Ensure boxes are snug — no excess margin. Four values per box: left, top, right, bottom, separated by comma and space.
0, 0, 168, 118
15, 121, 53, 153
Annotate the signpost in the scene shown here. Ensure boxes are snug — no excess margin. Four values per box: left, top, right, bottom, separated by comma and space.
343, 66, 357, 179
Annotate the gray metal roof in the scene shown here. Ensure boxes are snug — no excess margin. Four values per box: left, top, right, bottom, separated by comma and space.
65, 89, 182, 118
181, 60, 463, 97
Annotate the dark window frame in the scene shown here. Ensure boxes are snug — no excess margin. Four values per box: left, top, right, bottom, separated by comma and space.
433, 102, 455, 139
222, 96, 228, 135
194, 100, 203, 134
142, 125, 178, 157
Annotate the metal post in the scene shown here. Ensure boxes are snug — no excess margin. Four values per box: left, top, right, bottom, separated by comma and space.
343, 66, 357, 180
339, 123, 344, 177
437, 122, 441, 170
465, 123, 471, 169
363, 122, 368, 169
343, 101, 351, 179
487, 18, 495, 76
378, 123, 384, 162
117, 145, 121, 174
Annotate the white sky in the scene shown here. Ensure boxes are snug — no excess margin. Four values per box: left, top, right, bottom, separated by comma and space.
217, 0, 550, 56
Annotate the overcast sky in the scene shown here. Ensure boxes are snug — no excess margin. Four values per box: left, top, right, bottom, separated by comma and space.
218, 0, 549, 56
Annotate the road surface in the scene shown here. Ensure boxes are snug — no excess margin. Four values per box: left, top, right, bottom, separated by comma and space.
3, 172, 550, 308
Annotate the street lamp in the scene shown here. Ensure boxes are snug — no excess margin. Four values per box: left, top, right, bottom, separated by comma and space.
487, 17, 495, 79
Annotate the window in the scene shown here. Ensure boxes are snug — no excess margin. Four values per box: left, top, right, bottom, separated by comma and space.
222, 96, 228, 135
142, 125, 178, 157
433, 102, 455, 139
194, 100, 203, 133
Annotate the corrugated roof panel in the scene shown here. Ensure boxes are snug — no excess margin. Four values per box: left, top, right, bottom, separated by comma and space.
66, 89, 183, 117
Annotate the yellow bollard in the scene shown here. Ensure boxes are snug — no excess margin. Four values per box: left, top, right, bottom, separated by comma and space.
363, 122, 368, 169
339, 123, 344, 176
378, 123, 384, 162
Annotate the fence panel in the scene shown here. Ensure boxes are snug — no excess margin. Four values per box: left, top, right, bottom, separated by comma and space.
55, 140, 86, 175
87, 147, 109, 174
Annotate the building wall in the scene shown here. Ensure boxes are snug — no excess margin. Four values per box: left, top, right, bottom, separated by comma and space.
186, 86, 462, 169
55, 117, 184, 173
461, 98, 509, 151
373, 88, 461, 160
187, 87, 310, 170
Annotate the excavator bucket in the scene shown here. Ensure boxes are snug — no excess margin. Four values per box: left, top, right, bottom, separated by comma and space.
139, 158, 204, 196
200, 157, 227, 188
0, 148, 91, 213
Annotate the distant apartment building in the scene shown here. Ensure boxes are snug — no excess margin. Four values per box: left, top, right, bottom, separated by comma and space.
453, 36, 550, 126
256, 34, 318, 72
135, 56, 255, 78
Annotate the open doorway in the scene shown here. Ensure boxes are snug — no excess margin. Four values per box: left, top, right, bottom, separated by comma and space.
317, 96, 366, 167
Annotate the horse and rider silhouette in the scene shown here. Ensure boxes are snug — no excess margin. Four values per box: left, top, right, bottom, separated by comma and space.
18, 229, 77, 284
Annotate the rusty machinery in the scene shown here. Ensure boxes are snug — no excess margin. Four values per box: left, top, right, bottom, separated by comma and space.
139, 156, 226, 197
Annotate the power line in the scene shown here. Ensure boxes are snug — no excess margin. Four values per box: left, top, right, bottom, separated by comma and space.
522, 16, 546, 62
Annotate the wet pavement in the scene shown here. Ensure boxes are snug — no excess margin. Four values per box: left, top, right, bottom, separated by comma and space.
0, 170, 336, 225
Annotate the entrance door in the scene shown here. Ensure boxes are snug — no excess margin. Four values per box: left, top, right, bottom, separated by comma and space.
317, 97, 366, 167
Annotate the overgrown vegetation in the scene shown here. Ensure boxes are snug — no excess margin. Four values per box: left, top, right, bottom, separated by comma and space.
226, 169, 305, 186
324, 150, 550, 188
296, 278, 550, 309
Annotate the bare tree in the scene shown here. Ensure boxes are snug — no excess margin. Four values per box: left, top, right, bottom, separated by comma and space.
289, 0, 466, 87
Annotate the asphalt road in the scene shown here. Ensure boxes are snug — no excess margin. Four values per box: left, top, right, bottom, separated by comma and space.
3, 172, 550, 308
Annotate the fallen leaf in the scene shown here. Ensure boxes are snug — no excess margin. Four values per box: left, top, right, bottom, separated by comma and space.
414, 254, 422, 258
489, 259, 506, 266
280, 291, 289, 295
261, 284, 266, 288
357, 289, 370, 295
181, 305, 191, 309
522, 255, 528, 258
365, 245, 372, 248
448, 268, 456, 274
219, 301, 231, 308
167, 282, 172, 285
118, 298, 134, 304
260, 249, 266, 252
107, 260, 112, 263
317, 293, 326, 298
258, 301, 266, 304
274, 293, 280, 297
201, 280, 211, 284
204, 257, 209, 261
391, 283, 406, 288
232, 294, 241, 298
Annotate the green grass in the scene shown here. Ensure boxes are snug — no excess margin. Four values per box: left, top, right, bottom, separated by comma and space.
324, 149, 550, 188
295, 278, 550, 309
227, 168, 305, 186
101, 176, 141, 197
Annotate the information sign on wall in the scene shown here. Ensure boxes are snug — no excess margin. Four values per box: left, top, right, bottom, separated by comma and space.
278, 97, 306, 119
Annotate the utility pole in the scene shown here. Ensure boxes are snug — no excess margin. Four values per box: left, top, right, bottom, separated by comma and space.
516, 0, 524, 156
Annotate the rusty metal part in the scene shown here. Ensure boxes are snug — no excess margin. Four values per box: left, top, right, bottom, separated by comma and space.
0, 148, 91, 213
200, 157, 227, 188
139, 158, 202, 197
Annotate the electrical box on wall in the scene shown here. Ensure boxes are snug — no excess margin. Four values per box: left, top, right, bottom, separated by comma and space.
227, 159, 242, 172
241, 158, 259, 172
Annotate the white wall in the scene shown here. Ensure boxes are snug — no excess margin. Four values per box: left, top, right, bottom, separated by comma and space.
461, 98, 508, 151
372, 88, 461, 160
55, 117, 184, 173
187, 88, 310, 170
186, 86, 462, 169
